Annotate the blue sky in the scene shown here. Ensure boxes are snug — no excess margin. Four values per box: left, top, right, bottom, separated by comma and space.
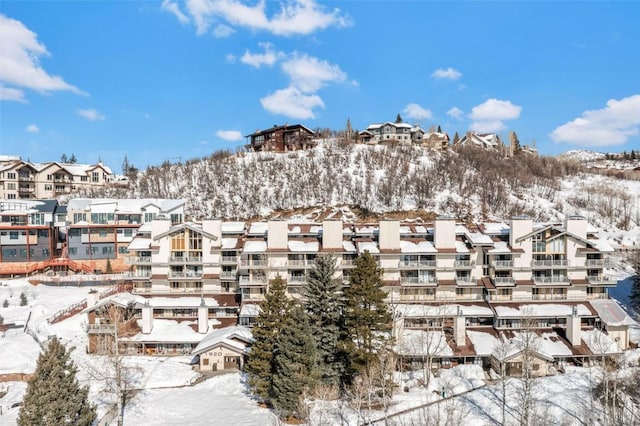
1, 1, 639, 173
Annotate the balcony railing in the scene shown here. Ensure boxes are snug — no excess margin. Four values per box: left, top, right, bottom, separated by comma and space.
220, 271, 237, 279
400, 276, 437, 286
125, 256, 152, 264
398, 260, 437, 268
125, 271, 152, 278
168, 271, 203, 278
239, 276, 268, 286
169, 256, 203, 263
287, 276, 306, 284
585, 259, 608, 267
455, 276, 476, 285
492, 260, 514, 268
587, 275, 616, 286
86, 324, 116, 334
239, 259, 268, 267
532, 293, 568, 301
221, 256, 237, 263
493, 277, 515, 286
454, 260, 474, 268
532, 260, 569, 267
532, 276, 570, 284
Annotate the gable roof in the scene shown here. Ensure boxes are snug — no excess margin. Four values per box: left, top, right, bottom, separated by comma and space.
153, 222, 218, 241
191, 325, 253, 356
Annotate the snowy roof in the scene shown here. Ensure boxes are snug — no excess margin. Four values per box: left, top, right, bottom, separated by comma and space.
144, 297, 220, 308
248, 223, 268, 235
395, 304, 493, 317
399, 240, 437, 253
465, 232, 493, 245
467, 330, 499, 356
582, 329, 622, 354
243, 240, 267, 253
358, 241, 379, 254
482, 222, 510, 235
396, 330, 453, 357
590, 238, 615, 252
84, 292, 147, 313
342, 241, 356, 252
240, 304, 262, 317
67, 198, 184, 213
222, 222, 246, 233
127, 319, 204, 343
288, 240, 319, 252
221, 238, 239, 250
488, 241, 511, 254
590, 299, 636, 326
493, 304, 593, 318
455, 241, 469, 253
192, 325, 253, 355
137, 222, 153, 232
128, 237, 152, 251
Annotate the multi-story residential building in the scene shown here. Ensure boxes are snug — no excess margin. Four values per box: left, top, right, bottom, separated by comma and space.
359, 122, 449, 149
457, 131, 502, 149
0, 158, 114, 200
245, 124, 316, 152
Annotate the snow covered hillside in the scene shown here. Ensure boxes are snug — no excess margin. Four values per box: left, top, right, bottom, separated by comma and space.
79, 143, 640, 237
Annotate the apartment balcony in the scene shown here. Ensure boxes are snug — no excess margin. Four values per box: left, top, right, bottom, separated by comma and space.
400, 276, 437, 286
86, 323, 116, 334
169, 256, 203, 264
493, 276, 516, 286
455, 276, 476, 286
168, 271, 203, 279
220, 271, 237, 280
585, 259, 609, 267
18, 186, 35, 193
398, 260, 437, 269
341, 259, 356, 268
238, 276, 268, 287
287, 259, 311, 267
532, 275, 570, 285
491, 260, 514, 269
125, 271, 152, 279
532, 259, 569, 268
125, 256, 152, 265
531, 293, 568, 301
18, 175, 34, 181
239, 259, 269, 269
131, 286, 219, 295
587, 275, 617, 286
399, 294, 436, 302
241, 293, 266, 302
221, 256, 238, 264
287, 275, 306, 285
454, 260, 474, 269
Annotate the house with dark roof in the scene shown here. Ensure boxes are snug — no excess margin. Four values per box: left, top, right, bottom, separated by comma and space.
245, 124, 316, 152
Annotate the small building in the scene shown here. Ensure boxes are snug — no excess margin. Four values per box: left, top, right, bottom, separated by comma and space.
245, 124, 316, 152
191, 325, 253, 372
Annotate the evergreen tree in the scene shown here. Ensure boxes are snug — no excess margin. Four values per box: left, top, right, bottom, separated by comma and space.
20, 291, 28, 306
60, 153, 68, 163
105, 258, 113, 274
303, 255, 344, 385
246, 275, 290, 401
395, 113, 403, 123
341, 251, 393, 380
436, 125, 442, 133
122, 155, 131, 175
453, 131, 460, 145
69, 154, 77, 164
2, 298, 8, 308
271, 304, 317, 418
18, 338, 96, 426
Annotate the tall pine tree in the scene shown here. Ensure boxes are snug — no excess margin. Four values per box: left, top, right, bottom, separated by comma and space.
341, 251, 393, 379
271, 304, 317, 417
18, 338, 96, 426
245, 275, 290, 401
303, 255, 344, 386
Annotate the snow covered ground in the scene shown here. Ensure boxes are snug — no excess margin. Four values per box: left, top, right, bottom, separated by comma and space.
1, 261, 639, 425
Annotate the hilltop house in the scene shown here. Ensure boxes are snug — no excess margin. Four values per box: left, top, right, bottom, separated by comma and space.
360, 122, 449, 149
245, 124, 316, 152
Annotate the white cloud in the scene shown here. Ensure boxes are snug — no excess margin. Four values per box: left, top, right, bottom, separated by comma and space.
0, 14, 84, 101
213, 24, 235, 38
402, 103, 432, 121
260, 86, 324, 119
161, 0, 190, 24
225, 53, 237, 63
25, 124, 39, 133
0, 85, 26, 102
431, 67, 462, 80
282, 53, 347, 92
240, 42, 282, 68
77, 108, 106, 121
215, 130, 243, 141
183, 0, 349, 36
550, 94, 640, 147
470, 120, 506, 133
447, 107, 464, 120
468, 98, 521, 132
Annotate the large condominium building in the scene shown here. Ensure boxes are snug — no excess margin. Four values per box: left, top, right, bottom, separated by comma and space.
359, 121, 449, 149
0, 158, 114, 200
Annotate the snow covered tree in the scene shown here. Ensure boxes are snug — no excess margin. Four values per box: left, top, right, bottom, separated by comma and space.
20, 291, 28, 306
271, 304, 317, 418
18, 338, 96, 426
341, 251, 393, 380
246, 275, 290, 401
303, 255, 344, 386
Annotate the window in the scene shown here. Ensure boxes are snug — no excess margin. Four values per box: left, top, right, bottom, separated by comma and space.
203, 358, 209, 366
81, 176, 88, 182
45, 184, 52, 191
118, 246, 129, 254
7, 172, 16, 179
42, 249, 50, 257
171, 234, 185, 250
144, 212, 157, 222
170, 213, 182, 224
73, 213, 86, 223
7, 194, 16, 199
30, 213, 45, 225
7, 183, 16, 190
47, 174, 53, 181
102, 246, 113, 255
124, 229, 133, 237
69, 247, 77, 255
9, 231, 18, 240
91, 213, 114, 224
2, 248, 17, 258
38, 230, 48, 238
92, 172, 99, 182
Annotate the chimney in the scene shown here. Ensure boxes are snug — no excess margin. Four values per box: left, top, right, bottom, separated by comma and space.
322, 220, 343, 250
379, 220, 400, 251
198, 297, 209, 334
509, 216, 532, 247
202, 219, 222, 247
267, 220, 288, 250
142, 301, 153, 334
453, 306, 466, 347
566, 305, 581, 346
565, 215, 587, 240
434, 216, 455, 250
86, 290, 99, 307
